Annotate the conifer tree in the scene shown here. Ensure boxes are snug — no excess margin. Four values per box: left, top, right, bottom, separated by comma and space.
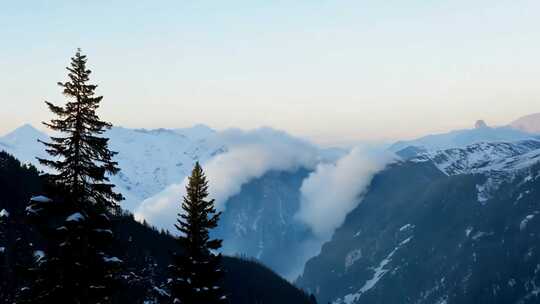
37, 48, 122, 209
169, 162, 227, 304
29, 49, 123, 304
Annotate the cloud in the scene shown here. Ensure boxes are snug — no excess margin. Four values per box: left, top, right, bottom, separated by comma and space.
295, 147, 395, 239
285, 147, 395, 279
134, 127, 322, 231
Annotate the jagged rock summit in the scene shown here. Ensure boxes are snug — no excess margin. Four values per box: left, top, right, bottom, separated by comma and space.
474, 119, 488, 129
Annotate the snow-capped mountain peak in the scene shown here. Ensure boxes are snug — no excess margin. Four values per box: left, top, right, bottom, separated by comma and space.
474, 120, 488, 129
1, 124, 47, 146
409, 139, 540, 203
410, 139, 540, 176
0, 124, 49, 167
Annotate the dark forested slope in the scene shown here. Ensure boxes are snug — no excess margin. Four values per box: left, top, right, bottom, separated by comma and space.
0, 151, 315, 304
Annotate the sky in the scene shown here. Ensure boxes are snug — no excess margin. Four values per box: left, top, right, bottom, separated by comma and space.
1, 0, 540, 145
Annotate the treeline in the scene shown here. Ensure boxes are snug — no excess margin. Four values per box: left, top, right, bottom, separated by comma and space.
0, 50, 316, 304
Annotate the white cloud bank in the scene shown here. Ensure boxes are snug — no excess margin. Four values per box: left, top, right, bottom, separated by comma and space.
296, 147, 395, 239
134, 130, 395, 280
284, 147, 395, 279
134, 127, 322, 231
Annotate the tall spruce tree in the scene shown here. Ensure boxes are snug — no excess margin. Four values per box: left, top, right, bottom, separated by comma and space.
37, 48, 122, 209
169, 162, 227, 304
29, 49, 123, 304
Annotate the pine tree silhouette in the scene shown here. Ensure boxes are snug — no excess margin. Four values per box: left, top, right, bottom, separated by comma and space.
37, 48, 122, 210
27, 49, 123, 303
169, 162, 227, 304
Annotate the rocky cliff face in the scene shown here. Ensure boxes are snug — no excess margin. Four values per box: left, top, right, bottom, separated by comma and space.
215, 168, 315, 278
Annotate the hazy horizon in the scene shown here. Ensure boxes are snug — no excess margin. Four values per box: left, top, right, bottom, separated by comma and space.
2, 1, 540, 144
0, 114, 531, 148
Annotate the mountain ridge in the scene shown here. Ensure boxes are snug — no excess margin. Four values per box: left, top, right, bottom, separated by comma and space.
298, 138, 540, 304
511, 113, 540, 134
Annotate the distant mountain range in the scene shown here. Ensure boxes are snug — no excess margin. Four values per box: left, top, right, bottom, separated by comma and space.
2, 112, 540, 285
390, 119, 537, 153
2, 115, 538, 209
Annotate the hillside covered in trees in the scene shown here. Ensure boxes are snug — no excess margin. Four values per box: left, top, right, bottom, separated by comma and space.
0, 151, 316, 303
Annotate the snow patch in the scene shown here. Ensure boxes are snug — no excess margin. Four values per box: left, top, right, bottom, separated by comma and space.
66, 212, 85, 222
520, 214, 535, 231
30, 195, 52, 203
334, 237, 413, 304
399, 224, 413, 232
471, 231, 493, 240
103, 256, 123, 263
465, 227, 473, 237
0, 209, 9, 218
33, 250, 45, 262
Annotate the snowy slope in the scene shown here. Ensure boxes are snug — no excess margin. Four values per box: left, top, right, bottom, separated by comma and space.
104, 127, 226, 209
410, 139, 540, 203
410, 139, 540, 176
0, 124, 50, 166
0, 124, 226, 210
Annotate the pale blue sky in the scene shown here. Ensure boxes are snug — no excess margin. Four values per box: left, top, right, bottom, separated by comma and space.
1, 1, 539, 144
